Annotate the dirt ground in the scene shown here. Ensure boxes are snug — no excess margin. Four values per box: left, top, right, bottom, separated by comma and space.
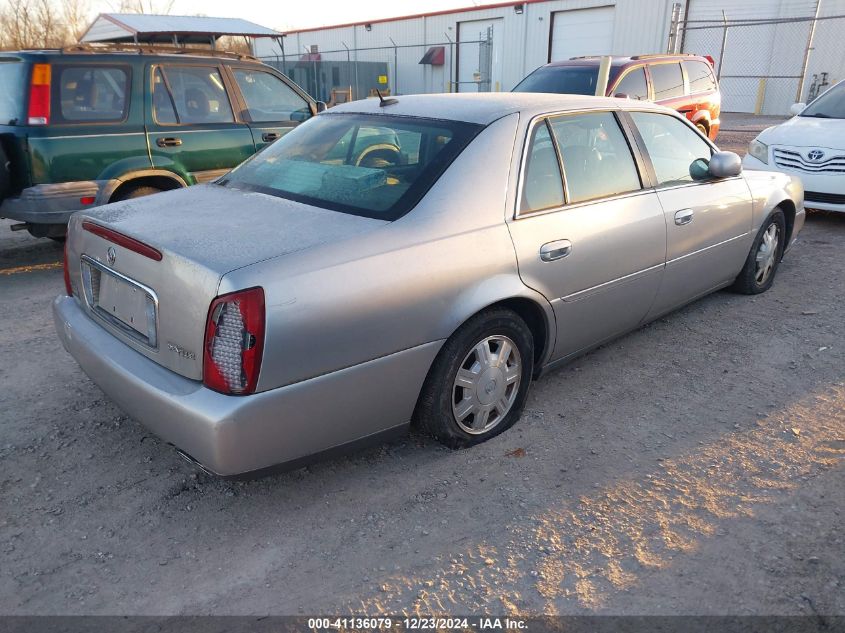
0, 113, 843, 617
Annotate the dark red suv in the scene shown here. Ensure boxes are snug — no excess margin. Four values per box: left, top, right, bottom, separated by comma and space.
513, 54, 721, 141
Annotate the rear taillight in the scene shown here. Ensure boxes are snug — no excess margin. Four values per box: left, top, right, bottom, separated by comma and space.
27, 63, 51, 126
63, 240, 72, 296
203, 287, 265, 395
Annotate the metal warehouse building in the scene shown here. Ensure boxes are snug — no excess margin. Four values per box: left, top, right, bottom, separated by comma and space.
254, 0, 845, 115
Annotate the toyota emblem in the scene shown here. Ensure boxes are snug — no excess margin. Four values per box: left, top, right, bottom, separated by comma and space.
807, 149, 825, 162
107, 246, 117, 266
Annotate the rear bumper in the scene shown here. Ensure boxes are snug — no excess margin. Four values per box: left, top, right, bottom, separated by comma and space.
0, 181, 106, 224
53, 295, 440, 477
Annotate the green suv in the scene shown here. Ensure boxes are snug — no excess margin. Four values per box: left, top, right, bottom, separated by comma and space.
0, 46, 320, 239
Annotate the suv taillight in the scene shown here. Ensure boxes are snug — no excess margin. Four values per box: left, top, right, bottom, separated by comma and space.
27, 64, 51, 126
63, 240, 72, 296
203, 287, 265, 395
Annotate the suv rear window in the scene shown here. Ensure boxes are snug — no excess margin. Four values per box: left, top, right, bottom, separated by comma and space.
221, 113, 483, 220
0, 60, 26, 125
683, 60, 717, 93
57, 66, 129, 123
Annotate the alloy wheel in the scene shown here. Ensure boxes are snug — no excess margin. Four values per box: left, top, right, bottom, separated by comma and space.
451, 335, 522, 435
755, 222, 780, 286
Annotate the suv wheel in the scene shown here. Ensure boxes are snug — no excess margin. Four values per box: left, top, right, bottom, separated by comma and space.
112, 185, 163, 202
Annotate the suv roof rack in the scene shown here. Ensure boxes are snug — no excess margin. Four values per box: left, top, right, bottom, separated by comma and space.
629, 53, 696, 60
60, 42, 259, 61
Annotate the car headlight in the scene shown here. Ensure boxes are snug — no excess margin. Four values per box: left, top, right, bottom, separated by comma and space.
748, 139, 769, 164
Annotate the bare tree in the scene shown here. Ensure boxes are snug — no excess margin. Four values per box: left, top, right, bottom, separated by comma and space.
0, 0, 93, 50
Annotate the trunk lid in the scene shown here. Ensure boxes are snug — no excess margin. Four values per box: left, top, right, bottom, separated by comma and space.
67, 184, 389, 379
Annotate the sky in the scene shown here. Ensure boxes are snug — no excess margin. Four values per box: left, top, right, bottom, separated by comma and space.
89, 0, 480, 32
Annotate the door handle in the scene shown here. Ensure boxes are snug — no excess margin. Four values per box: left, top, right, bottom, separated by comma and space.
262, 132, 281, 142
156, 137, 182, 147
540, 239, 572, 262
674, 208, 694, 225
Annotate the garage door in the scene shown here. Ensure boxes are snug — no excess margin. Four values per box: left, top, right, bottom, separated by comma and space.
549, 6, 615, 62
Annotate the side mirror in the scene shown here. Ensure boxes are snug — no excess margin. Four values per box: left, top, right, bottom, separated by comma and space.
308, 101, 328, 117
613, 92, 629, 99
708, 151, 742, 178
789, 102, 806, 116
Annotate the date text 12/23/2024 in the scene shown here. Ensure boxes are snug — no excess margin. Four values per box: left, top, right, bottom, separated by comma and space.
308, 617, 528, 630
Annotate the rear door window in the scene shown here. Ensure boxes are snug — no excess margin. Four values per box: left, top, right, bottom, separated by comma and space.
549, 112, 641, 203
649, 63, 684, 100
156, 65, 234, 124
0, 60, 26, 124
683, 60, 717, 94
613, 67, 648, 100
520, 121, 564, 213
57, 66, 129, 122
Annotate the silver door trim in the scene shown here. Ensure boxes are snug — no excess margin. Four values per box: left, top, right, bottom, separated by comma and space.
36, 132, 146, 141
557, 262, 665, 303
666, 232, 749, 266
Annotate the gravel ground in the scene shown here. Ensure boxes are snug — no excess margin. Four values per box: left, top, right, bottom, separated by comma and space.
0, 114, 842, 617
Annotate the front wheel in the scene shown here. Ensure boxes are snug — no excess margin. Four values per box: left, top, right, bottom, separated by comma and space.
413, 308, 534, 448
731, 209, 786, 295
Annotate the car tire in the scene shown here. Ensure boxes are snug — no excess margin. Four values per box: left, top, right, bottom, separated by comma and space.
112, 185, 163, 202
414, 307, 534, 449
731, 209, 786, 295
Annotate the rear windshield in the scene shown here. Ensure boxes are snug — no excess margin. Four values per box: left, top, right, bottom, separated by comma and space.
513, 65, 601, 96
0, 60, 26, 125
220, 113, 483, 220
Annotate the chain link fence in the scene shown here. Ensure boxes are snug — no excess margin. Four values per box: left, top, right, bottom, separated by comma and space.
258, 33, 493, 105
672, 10, 845, 115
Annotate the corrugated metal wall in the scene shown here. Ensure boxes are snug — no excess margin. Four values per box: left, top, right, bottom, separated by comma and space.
254, 0, 677, 96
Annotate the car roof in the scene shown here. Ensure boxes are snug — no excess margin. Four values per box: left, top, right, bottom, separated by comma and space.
328, 92, 671, 125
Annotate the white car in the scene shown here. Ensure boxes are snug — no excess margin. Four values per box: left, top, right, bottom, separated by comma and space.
743, 79, 845, 213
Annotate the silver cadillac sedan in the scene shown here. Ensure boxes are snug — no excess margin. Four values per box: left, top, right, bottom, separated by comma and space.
54, 93, 804, 477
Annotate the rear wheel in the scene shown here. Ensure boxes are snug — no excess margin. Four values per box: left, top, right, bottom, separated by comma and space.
732, 209, 786, 295
414, 308, 534, 448
112, 185, 163, 202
